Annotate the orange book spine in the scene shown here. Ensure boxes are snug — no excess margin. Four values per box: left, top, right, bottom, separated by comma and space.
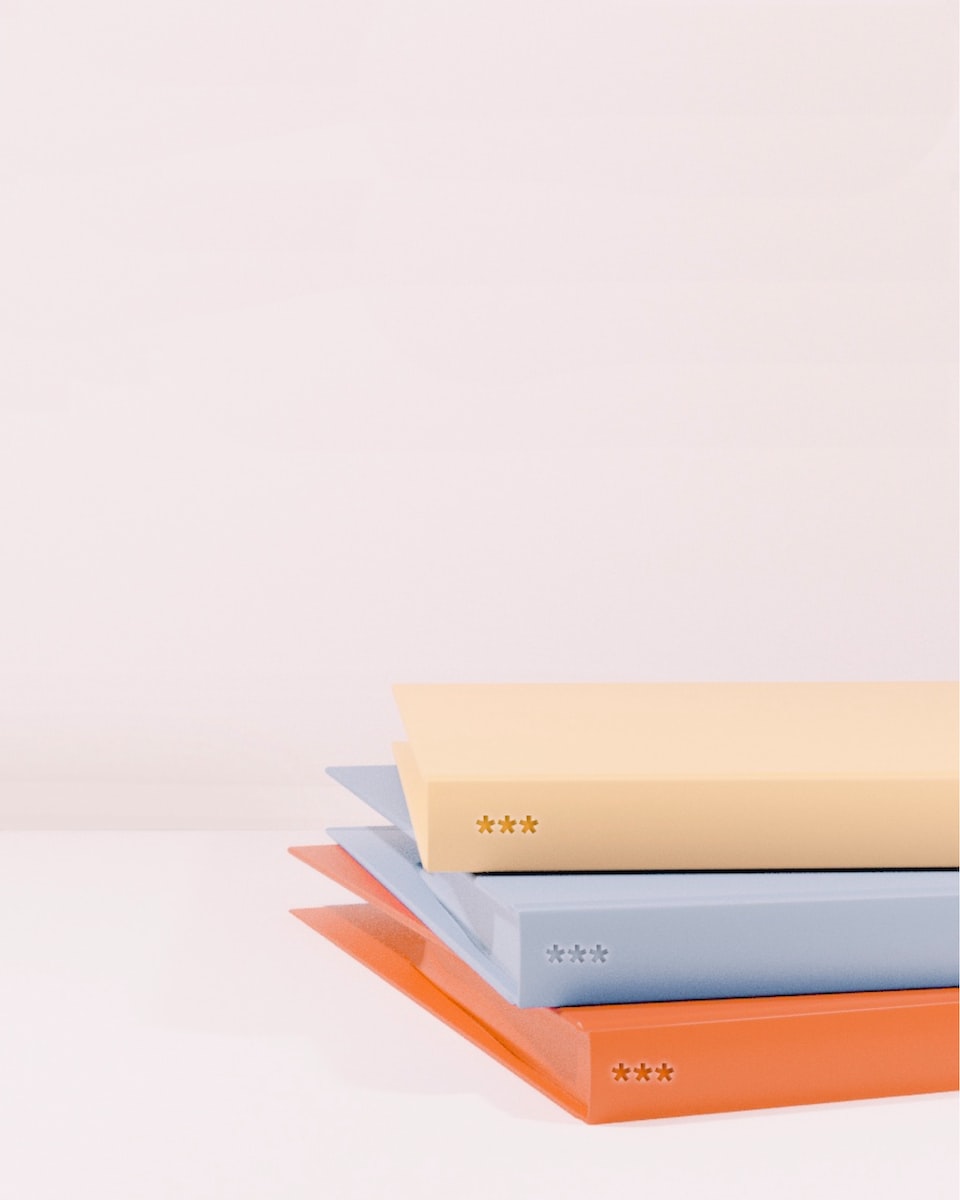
585, 992, 957, 1122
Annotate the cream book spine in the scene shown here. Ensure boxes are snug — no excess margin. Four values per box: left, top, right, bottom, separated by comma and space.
392, 682, 958, 872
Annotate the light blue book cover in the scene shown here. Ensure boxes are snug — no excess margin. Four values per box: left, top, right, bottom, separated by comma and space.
325, 765, 960, 1009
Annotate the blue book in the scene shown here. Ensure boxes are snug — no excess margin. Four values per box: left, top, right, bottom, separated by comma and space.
322, 766, 960, 1008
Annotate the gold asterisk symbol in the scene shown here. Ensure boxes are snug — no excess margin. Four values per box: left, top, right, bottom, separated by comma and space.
656, 1062, 674, 1082
499, 815, 516, 833
634, 1063, 652, 1082
519, 815, 538, 834
611, 1062, 630, 1082
476, 815, 495, 833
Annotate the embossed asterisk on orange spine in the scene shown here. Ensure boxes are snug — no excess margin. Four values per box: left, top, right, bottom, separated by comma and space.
393, 682, 959, 872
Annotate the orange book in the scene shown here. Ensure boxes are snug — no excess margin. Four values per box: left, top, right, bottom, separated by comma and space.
292, 845, 959, 1123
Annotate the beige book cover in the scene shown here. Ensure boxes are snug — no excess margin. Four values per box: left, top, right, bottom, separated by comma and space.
392, 682, 959, 872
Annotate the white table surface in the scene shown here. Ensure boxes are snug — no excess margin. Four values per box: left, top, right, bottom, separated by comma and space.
2, 827, 957, 1200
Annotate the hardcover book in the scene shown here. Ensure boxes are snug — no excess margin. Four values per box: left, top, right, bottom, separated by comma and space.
392, 682, 959, 871
291, 848, 959, 1123
293, 823, 958, 1007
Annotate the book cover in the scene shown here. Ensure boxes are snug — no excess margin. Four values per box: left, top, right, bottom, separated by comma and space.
294, 819, 959, 1007
392, 682, 959, 871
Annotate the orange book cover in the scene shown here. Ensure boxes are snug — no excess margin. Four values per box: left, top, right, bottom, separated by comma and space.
292, 846, 959, 1123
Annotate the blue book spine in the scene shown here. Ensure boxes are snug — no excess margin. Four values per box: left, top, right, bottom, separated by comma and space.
515, 895, 959, 1007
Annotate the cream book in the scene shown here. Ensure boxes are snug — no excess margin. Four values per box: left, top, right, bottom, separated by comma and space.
392, 682, 959, 872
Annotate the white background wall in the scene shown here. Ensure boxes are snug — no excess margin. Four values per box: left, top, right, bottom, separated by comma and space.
1, 1, 956, 827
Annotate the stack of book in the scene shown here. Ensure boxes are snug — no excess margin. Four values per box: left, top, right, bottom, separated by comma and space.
291, 682, 959, 1122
